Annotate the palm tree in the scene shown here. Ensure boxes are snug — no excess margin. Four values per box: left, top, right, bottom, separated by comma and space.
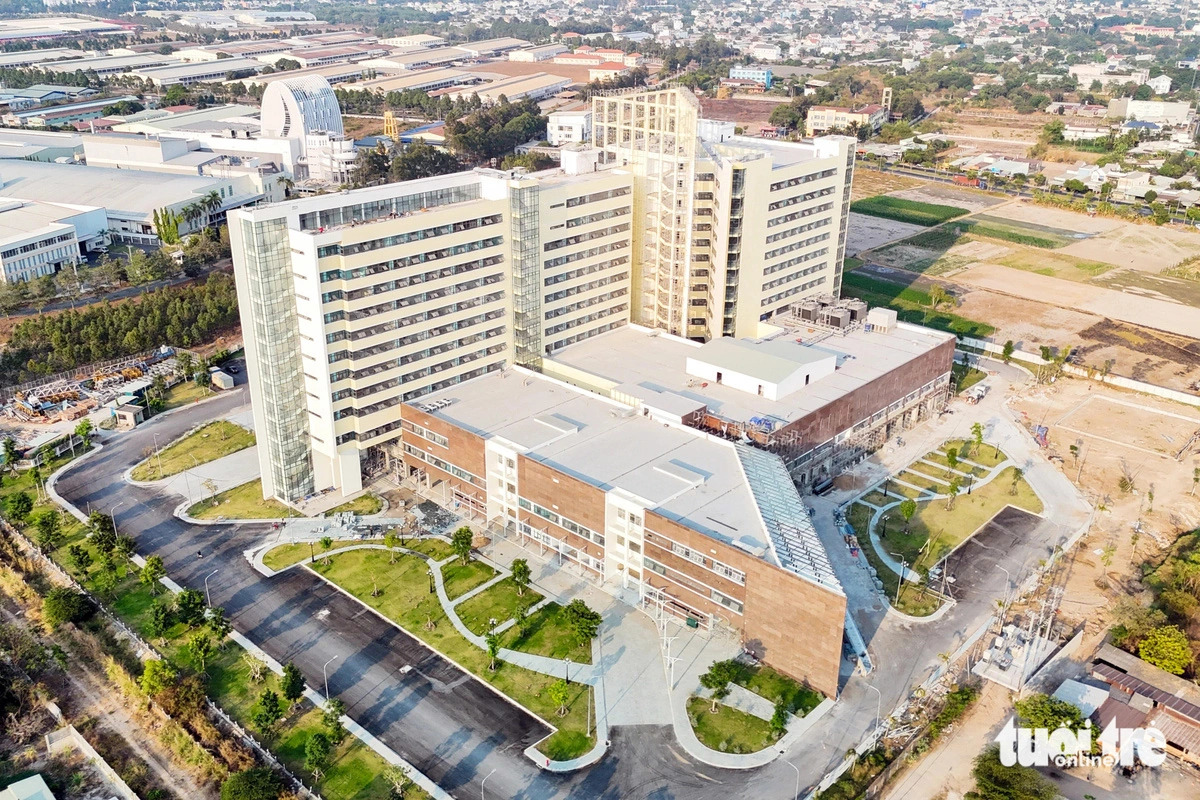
201, 190, 221, 218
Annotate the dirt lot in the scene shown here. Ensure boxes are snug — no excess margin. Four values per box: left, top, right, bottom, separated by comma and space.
697, 96, 786, 126
845, 212, 926, 254
343, 114, 385, 139
983, 202, 1122, 236
850, 169, 926, 201
887, 185, 1009, 214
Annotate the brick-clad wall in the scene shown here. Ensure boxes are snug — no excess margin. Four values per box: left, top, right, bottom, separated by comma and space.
518, 456, 607, 533
771, 337, 954, 454
741, 557, 845, 699
402, 406, 490, 480
646, 511, 844, 699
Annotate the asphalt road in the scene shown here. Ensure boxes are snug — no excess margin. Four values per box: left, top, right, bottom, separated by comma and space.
55, 391, 811, 800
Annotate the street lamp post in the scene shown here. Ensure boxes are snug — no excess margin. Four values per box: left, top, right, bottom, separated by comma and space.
203, 568, 219, 606
888, 551, 908, 605
779, 754, 800, 800
152, 432, 164, 478
866, 683, 882, 731
322, 655, 339, 700
428, 568, 435, 594
480, 768, 497, 800
109, 500, 126, 536
564, 657, 572, 685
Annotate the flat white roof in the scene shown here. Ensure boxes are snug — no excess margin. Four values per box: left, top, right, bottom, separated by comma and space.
0, 160, 232, 220
0, 201, 76, 243
412, 369, 842, 590
550, 323, 953, 428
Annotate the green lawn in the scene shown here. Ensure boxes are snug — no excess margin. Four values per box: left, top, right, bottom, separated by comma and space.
860, 490, 891, 507
500, 602, 593, 665
262, 539, 387, 571
734, 664, 822, 716
895, 470, 946, 494
877, 465, 1042, 571
953, 365, 988, 393
325, 492, 383, 516
840, 272, 995, 338
28, 491, 416, 800
940, 439, 1008, 468
130, 421, 255, 481
162, 380, 214, 410
405, 537, 454, 560
187, 479, 300, 520
311, 549, 595, 760
850, 196, 967, 227
686, 697, 779, 754
455, 577, 543, 636
441, 560, 497, 600
848, 502, 944, 617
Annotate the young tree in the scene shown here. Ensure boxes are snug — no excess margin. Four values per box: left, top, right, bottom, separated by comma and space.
175, 588, 207, 627
1010, 467, 1024, 496
510, 558, 531, 596
451, 526, 473, 564
207, 606, 232, 644
2, 437, 18, 474
381, 765, 411, 797
1068, 443, 1079, 466
281, 662, 305, 707
140, 555, 166, 594
548, 679, 571, 717
89, 511, 116, 551
74, 418, 93, 449
946, 477, 961, 511
945, 447, 959, 477
146, 600, 173, 639
384, 530, 400, 563
42, 587, 86, 630
5, 491, 32, 523
219, 768, 281, 800
486, 632, 500, 672
139, 658, 178, 697
68, 544, 93, 574
1193, 466, 1200, 497
35, 510, 62, 553
1001, 340, 1015, 364
699, 659, 741, 712
251, 689, 284, 735
114, 533, 136, 563
1138, 625, 1193, 675
322, 697, 347, 744
319, 535, 333, 565
244, 653, 268, 684
970, 422, 984, 456
188, 633, 215, 672
563, 599, 602, 646
304, 731, 332, 778
899, 499, 917, 532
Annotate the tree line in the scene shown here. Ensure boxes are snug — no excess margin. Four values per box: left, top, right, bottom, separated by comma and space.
0, 273, 240, 387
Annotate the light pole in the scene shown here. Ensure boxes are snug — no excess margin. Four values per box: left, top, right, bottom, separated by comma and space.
564, 657, 572, 685
323, 654, 339, 700
480, 768, 496, 800
779, 753, 800, 800
866, 683, 882, 731
109, 500, 126, 536
152, 432, 164, 478
203, 568, 219, 606
888, 551, 908, 605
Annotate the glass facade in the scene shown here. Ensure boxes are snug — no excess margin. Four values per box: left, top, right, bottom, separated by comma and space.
240, 218, 315, 501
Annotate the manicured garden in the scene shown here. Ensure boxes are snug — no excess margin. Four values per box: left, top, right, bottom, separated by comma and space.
686, 697, 779, 754
325, 493, 383, 516
187, 479, 299, 520
850, 196, 967, 227
130, 421, 255, 481
310, 548, 595, 760
500, 601, 594, 664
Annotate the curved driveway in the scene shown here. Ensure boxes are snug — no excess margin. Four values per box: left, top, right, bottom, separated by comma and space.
54, 389, 814, 799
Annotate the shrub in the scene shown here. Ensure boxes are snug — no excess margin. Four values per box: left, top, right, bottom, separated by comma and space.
219, 769, 281, 800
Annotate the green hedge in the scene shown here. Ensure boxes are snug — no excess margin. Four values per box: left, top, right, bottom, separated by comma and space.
850, 196, 967, 227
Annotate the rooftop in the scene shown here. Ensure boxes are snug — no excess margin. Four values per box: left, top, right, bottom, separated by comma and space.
0, 160, 234, 220
0, 200, 77, 242
411, 367, 841, 590
549, 323, 953, 429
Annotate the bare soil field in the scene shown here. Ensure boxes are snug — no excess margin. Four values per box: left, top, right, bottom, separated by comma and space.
342, 114, 385, 139
469, 59, 594, 84
888, 185, 1008, 213
1058, 394, 1200, 457
1097, 270, 1200, 307
845, 212, 926, 253
981, 202, 1122, 235
697, 96, 785, 126
1062, 224, 1200, 271
850, 169, 925, 201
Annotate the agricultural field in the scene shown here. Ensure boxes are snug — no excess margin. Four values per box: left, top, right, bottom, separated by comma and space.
849, 196, 968, 227
849, 168, 926, 201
